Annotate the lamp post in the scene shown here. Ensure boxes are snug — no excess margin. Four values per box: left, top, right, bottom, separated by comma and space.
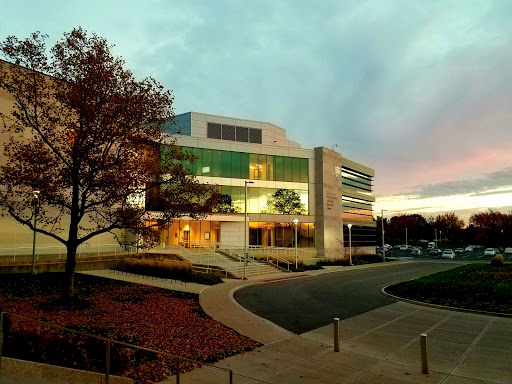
31, 190, 40, 275
347, 223, 353, 265
244, 181, 255, 279
293, 219, 298, 269
381, 209, 386, 262
405, 227, 408, 247
440, 231, 442, 247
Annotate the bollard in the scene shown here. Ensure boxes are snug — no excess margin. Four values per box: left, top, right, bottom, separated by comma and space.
0, 311, 4, 372
420, 333, 428, 374
105, 340, 110, 384
334, 317, 340, 352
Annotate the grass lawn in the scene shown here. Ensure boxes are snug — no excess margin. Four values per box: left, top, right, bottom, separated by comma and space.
0, 273, 260, 383
385, 263, 512, 314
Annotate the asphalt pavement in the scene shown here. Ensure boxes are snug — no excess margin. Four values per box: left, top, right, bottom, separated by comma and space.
234, 261, 460, 333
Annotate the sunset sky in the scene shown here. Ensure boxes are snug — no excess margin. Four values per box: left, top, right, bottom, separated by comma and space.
2, 1, 511, 224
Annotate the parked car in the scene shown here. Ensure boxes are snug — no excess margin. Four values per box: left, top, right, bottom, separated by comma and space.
454, 248, 464, 254
442, 249, 455, 259
427, 242, 436, 249
399, 245, 408, 251
412, 248, 422, 256
376, 244, 393, 254
483, 248, 496, 256
505, 247, 512, 255
429, 248, 442, 256
464, 246, 473, 252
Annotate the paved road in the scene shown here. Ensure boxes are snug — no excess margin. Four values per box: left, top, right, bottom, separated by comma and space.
234, 261, 460, 334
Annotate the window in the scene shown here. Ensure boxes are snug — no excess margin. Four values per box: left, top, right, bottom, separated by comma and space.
221, 151, 232, 178
249, 128, 262, 144
221, 124, 236, 141
207, 123, 221, 139
236, 126, 249, 142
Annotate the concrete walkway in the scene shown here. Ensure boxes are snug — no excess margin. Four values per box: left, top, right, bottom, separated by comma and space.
85, 264, 512, 383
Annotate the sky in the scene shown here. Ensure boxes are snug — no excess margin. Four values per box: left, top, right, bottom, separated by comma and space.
1, 0, 512, 224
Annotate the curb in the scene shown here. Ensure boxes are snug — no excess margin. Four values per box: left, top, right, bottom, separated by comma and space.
381, 285, 512, 318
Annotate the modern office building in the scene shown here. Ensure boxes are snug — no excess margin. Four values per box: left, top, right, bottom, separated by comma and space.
157, 112, 376, 258
0, 58, 376, 259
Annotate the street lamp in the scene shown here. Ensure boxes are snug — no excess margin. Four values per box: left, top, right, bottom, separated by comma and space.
244, 181, 255, 279
347, 224, 353, 265
31, 190, 40, 275
405, 227, 408, 247
293, 219, 299, 269
381, 209, 387, 262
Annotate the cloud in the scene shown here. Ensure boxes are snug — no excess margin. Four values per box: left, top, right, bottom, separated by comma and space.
397, 166, 512, 199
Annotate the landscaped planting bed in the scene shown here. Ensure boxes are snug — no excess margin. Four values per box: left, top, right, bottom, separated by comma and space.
0, 273, 260, 383
385, 263, 512, 313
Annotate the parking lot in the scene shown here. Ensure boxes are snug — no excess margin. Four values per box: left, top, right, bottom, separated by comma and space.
383, 245, 512, 261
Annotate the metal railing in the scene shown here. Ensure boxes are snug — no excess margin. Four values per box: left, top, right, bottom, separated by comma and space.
156, 243, 243, 278
0, 311, 271, 384
0, 244, 136, 263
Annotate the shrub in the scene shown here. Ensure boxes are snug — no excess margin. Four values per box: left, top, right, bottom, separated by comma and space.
491, 254, 505, 267
111, 258, 222, 285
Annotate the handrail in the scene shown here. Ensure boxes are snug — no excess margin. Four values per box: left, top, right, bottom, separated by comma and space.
0, 311, 272, 384
159, 243, 243, 278
0, 244, 135, 262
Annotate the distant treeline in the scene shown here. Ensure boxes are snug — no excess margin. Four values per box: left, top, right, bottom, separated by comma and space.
374, 209, 512, 246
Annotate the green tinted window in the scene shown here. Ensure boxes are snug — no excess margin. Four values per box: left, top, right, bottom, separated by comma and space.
291, 157, 301, 182
258, 154, 267, 180
202, 149, 212, 176
241, 153, 250, 179
231, 152, 241, 178
275, 156, 284, 181
266, 155, 274, 180
211, 150, 221, 177
249, 153, 259, 179
221, 151, 232, 178
192, 148, 202, 176
283, 157, 292, 181
300, 158, 308, 182
181, 147, 194, 174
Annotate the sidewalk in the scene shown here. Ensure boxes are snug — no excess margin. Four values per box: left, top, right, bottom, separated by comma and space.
85, 264, 512, 383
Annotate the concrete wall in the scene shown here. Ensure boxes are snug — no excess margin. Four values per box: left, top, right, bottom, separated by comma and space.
314, 147, 344, 258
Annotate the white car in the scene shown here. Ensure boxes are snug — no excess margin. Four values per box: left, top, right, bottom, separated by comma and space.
399, 245, 408, 251
442, 249, 455, 259
484, 248, 496, 256
504, 247, 512, 255
464, 246, 473, 252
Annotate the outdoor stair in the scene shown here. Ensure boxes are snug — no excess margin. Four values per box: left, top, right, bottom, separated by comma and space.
154, 244, 285, 278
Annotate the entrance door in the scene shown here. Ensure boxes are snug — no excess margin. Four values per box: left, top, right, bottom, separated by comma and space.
183, 230, 190, 248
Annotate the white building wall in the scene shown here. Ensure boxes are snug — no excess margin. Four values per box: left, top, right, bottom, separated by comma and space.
220, 221, 245, 246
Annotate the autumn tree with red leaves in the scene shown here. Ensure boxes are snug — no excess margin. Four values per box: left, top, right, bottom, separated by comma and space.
0, 28, 217, 298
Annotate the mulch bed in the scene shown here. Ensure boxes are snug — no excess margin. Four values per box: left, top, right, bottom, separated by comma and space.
0, 273, 260, 383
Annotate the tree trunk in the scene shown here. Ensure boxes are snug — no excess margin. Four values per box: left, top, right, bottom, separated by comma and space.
64, 244, 77, 298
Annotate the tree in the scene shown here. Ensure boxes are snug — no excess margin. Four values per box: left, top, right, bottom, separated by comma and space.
215, 193, 240, 213
262, 189, 306, 215
0, 29, 218, 297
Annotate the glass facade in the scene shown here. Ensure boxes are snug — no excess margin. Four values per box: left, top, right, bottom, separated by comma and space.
180, 147, 308, 182
249, 222, 315, 247
341, 196, 373, 223
159, 220, 314, 248
219, 186, 308, 214
343, 224, 376, 247
341, 167, 372, 194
